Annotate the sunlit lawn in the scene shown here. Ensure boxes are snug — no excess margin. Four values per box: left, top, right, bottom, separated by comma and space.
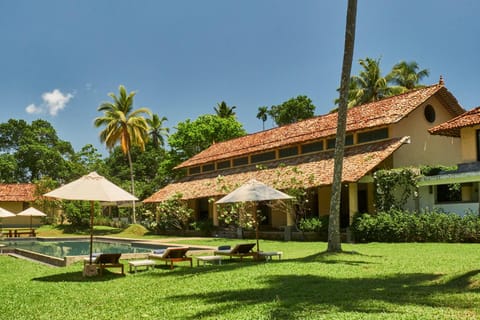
1, 227, 479, 319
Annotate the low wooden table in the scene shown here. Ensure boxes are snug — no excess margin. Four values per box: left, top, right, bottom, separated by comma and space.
195, 255, 222, 266
128, 259, 156, 273
258, 251, 283, 261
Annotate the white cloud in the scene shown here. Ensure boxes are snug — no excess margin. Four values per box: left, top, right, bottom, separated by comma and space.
42, 89, 74, 116
25, 103, 42, 114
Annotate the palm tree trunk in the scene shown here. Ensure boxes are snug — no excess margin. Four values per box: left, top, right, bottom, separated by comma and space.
127, 149, 136, 224
327, 0, 357, 253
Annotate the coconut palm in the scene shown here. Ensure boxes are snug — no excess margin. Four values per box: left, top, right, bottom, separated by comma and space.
214, 101, 236, 118
328, 0, 357, 253
94, 85, 152, 224
146, 114, 169, 149
349, 57, 393, 106
389, 60, 430, 90
256, 106, 269, 130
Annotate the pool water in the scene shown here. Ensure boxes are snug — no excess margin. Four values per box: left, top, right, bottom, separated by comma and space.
2, 240, 155, 258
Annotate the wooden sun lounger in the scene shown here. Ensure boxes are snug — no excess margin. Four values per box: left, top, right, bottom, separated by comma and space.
213, 243, 257, 260
84, 253, 124, 275
148, 247, 193, 269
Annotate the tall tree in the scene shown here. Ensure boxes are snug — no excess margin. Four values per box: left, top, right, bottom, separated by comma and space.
214, 101, 236, 118
256, 106, 269, 130
94, 85, 152, 224
0, 119, 75, 182
348, 57, 395, 107
328, 0, 357, 253
389, 60, 430, 90
269, 95, 316, 126
146, 114, 169, 149
168, 114, 246, 163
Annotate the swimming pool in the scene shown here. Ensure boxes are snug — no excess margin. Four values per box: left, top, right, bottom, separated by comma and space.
1, 238, 174, 266
3, 239, 153, 258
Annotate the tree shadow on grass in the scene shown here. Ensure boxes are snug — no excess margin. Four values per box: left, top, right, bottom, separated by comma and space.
295, 250, 379, 266
32, 270, 125, 282
167, 270, 480, 319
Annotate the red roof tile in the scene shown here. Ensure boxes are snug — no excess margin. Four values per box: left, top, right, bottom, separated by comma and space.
428, 106, 480, 137
177, 84, 463, 169
0, 184, 37, 202
144, 137, 409, 202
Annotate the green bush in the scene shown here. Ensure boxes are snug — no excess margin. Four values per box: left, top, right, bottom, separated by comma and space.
351, 209, 480, 243
298, 217, 323, 232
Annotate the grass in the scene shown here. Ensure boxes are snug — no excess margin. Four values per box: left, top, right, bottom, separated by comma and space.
1, 229, 480, 319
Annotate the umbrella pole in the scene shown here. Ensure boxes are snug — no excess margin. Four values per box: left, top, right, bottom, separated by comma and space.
255, 208, 260, 253
89, 201, 94, 264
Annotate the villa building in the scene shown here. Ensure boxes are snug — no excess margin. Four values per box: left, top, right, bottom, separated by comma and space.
144, 81, 465, 230
417, 106, 480, 215
0, 183, 39, 227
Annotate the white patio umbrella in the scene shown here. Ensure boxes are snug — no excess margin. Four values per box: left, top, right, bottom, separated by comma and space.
17, 207, 47, 229
44, 172, 138, 265
0, 207, 15, 218
0, 207, 15, 235
216, 179, 293, 252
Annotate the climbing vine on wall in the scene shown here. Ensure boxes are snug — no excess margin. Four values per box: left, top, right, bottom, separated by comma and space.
374, 167, 420, 211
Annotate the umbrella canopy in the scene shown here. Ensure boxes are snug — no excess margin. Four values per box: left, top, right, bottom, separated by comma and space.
17, 207, 47, 217
216, 179, 293, 204
44, 172, 138, 265
0, 207, 15, 218
216, 179, 293, 252
17, 207, 47, 229
45, 172, 138, 202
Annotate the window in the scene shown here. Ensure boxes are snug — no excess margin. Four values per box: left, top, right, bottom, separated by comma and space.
202, 163, 214, 172
327, 135, 353, 149
251, 151, 276, 164
217, 160, 231, 170
301, 141, 323, 154
279, 146, 298, 158
436, 184, 461, 203
357, 128, 388, 144
188, 166, 200, 175
233, 156, 248, 167
424, 104, 436, 123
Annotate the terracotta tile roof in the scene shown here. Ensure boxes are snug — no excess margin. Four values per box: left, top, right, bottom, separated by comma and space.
0, 184, 37, 202
428, 106, 480, 137
176, 84, 463, 169
144, 137, 409, 202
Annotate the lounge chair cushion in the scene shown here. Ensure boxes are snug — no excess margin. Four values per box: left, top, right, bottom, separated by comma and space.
217, 245, 231, 251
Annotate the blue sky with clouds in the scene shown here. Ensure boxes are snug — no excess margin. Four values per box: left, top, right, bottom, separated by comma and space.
1, 1, 479, 155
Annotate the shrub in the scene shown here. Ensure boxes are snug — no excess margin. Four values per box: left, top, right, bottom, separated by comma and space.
298, 217, 323, 232
351, 209, 480, 243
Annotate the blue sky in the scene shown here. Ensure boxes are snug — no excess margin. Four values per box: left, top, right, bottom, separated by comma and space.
1, 1, 479, 155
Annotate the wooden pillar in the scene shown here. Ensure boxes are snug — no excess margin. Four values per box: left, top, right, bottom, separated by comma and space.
212, 200, 219, 226
348, 183, 358, 224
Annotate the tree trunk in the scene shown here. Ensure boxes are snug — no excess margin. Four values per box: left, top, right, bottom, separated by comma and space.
127, 149, 136, 224
327, 0, 357, 253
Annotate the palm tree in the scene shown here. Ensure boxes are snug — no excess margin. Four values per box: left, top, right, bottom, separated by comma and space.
389, 60, 430, 90
328, 0, 357, 253
214, 101, 236, 118
256, 106, 269, 130
146, 114, 169, 149
348, 57, 393, 106
94, 85, 152, 224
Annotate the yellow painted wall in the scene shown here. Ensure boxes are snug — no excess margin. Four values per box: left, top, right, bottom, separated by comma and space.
270, 206, 287, 228
460, 125, 480, 162
318, 186, 331, 216
390, 96, 462, 167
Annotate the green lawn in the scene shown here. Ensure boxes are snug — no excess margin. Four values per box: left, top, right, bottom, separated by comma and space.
0, 235, 479, 319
